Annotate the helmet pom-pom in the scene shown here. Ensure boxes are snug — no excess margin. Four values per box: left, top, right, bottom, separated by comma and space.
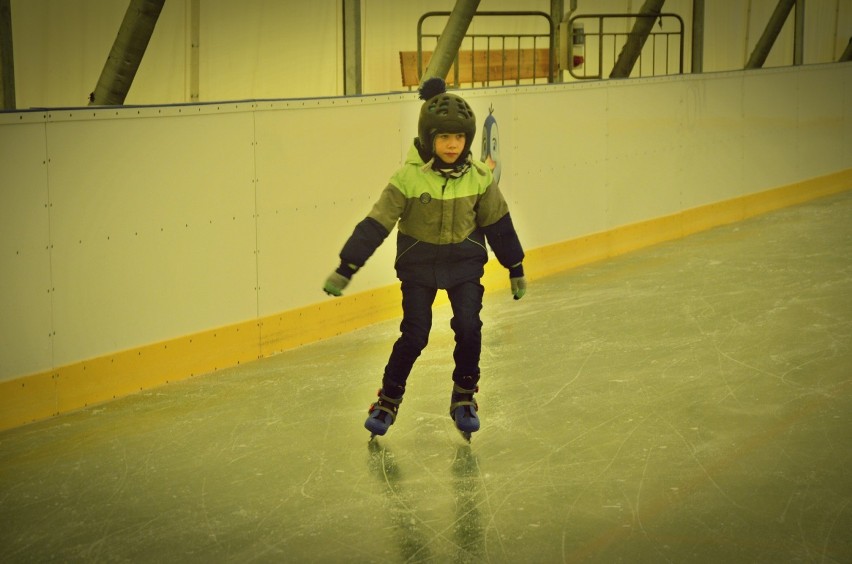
419, 77, 447, 100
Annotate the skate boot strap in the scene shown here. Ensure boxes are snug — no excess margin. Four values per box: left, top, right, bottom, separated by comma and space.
449, 399, 478, 415
452, 383, 479, 395
377, 390, 403, 406
369, 390, 402, 421
450, 384, 479, 414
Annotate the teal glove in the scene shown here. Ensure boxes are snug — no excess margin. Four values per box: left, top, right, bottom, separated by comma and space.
323, 271, 350, 297
511, 276, 527, 300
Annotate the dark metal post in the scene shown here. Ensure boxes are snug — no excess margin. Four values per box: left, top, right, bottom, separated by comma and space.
343, 0, 362, 95
691, 0, 705, 73
793, 0, 804, 65
0, 0, 15, 110
609, 0, 666, 78
840, 37, 852, 62
421, 0, 481, 86
89, 0, 165, 106
745, 0, 796, 69
551, 0, 563, 82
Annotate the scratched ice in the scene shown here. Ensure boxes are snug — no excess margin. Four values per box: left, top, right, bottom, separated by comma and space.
1, 192, 851, 562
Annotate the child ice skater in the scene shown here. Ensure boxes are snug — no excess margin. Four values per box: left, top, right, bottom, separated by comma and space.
323, 78, 526, 440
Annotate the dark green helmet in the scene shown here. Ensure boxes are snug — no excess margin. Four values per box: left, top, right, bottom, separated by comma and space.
418, 78, 476, 161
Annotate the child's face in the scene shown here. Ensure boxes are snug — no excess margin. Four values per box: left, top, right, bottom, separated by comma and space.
434, 132, 466, 164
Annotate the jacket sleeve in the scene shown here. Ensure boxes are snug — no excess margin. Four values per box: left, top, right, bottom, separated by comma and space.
339, 217, 390, 271
337, 183, 407, 274
480, 213, 525, 273
477, 181, 525, 273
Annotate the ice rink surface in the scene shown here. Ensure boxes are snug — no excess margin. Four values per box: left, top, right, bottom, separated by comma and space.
2, 191, 851, 563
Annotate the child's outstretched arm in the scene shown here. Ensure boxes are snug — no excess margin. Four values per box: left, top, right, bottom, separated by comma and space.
323, 217, 389, 296
322, 184, 405, 297
481, 213, 527, 300
476, 182, 527, 300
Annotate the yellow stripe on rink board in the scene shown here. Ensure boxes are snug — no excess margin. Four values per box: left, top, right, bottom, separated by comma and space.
0, 291, 405, 432
0, 169, 849, 432
0, 320, 263, 431
53, 320, 263, 415
0, 371, 58, 431
258, 284, 403, 357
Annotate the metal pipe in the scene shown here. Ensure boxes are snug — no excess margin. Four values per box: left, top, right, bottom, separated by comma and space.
421, 0, 481, 86
691, 0, 704, 73
343, 0, 362, 95
0, 0, 14, 110
840, 36, 852, 62
609, 0, 666, 78
793, 0, 804, 65
89, 0, 165, 106
551, 0, 563, 81
744, 0, 796, 69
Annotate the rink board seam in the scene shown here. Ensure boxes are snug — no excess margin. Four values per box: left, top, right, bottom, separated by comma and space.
1, 168, 850, 432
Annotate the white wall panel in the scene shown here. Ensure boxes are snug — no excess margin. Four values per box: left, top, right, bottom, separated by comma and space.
507, 84, 609, 249
199, 0, 340, 102
253, 97, 407, 316
742, 69, 801, 192
0, 121, 52, 380
45, 108, 258, 366
680, 73, 746, 207
796, 65, 847, 179
604, 78, 688, 226
1, 64, 849, 383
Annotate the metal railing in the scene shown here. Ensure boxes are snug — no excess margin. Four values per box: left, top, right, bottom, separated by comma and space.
567, 13, 684, 80
416, 11, 555, 87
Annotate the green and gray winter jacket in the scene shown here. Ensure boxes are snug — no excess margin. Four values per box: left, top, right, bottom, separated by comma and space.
338, 144, 524, 289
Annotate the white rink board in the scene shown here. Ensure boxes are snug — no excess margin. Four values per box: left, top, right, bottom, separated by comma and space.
0, 64, 850, 381
252, 96, 409, 316
43, 109, 259, 366
0, 121, 53, 379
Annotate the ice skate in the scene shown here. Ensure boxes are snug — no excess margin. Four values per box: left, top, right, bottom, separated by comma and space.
365, 389, 402, 440
449, 383, 480, 442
